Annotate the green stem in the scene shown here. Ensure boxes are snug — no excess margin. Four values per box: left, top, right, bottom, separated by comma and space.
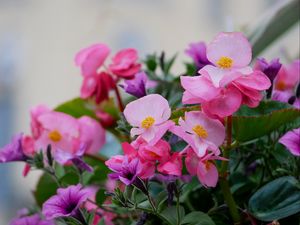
220, 116, 241, 224
176, 194, 180, 225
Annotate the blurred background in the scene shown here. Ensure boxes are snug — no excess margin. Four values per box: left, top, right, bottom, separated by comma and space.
0, 0, 299, 224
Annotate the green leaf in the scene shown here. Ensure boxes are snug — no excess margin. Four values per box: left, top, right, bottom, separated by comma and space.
55, 97, 97, 119
160, 206, 185, 225
182, 211, 216, 225
247, 0, 300, 57
96, 189, 106, 206
248, 176, 300, 221
59, 172, 79, 186
233, 101, 300, 142
34, 173, 58, 207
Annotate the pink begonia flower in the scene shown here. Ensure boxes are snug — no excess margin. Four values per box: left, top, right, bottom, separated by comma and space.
274, 60, 300, 92
134, 137, 171, 163
109, 48, 141, 79
170, 111, 225, 157
185, 148, 226, 187
30, 109, 105, 155
80, 72, 115, 104
123, 94, 174, 145
157, 152, 183, 176
200, 32, 252, 88
75, 43, 110, 77
34, 111, 81, 154
181, 32, 271, 118
279, 128, 300, 156
272, 59, 300, 104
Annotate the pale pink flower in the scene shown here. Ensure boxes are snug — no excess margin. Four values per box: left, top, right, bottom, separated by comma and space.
170, 111, 225, 157
200, 32, 252, 88
35, 111, 80, 154
181, 32, 271, 118
123, 94, 174, 145
109, 48, 141, 79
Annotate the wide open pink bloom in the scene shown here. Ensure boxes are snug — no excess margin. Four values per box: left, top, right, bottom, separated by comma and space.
75, 43, 110, 77
170, 111, 225, 157
109, 48, 141, 79
124, 94, 174, 145
200, 32, 252, 88
35, 111, 80, 154
279, 128, 300, 156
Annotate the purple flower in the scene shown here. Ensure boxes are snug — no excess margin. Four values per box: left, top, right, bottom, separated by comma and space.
120, 72, 156, 98
279, 128, 300, 156
42, 184, 92, 220
255, 58, 282, 98
54, 143, 93, 173
0, 133, 27, 163
9, 213, 55, 225
255, 58, 282, 82
185, 42, 211, 69
108, 157, 142, 185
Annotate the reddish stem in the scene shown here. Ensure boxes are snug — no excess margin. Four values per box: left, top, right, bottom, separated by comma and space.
114, 85, 124, 112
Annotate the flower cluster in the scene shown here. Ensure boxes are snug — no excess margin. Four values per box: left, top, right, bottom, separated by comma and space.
1, 30, 299, 225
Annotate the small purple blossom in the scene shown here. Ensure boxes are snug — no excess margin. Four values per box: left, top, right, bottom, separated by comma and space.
185, 42, 211, 69
255, 58, 282, 82
9, 213, 55, 225
42, 184, 92, 220
108, 157, 142, 185
54, 144, 93, 173
255, 58, 282, 98
0, 133, 27, 163
120, 72, 156, 98
279, 128, 300, 156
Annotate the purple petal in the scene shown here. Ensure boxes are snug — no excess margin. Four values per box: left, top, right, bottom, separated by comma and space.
72, 157, 94, 173
42, 184, 92, 220
185, 42, 211, 69
279, 128, 300, 156
0, 133, 26, 163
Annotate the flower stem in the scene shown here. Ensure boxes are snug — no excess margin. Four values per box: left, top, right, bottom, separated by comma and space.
220, 116, 241, 224
84, 153, 107, 163
114, 85, 124, 112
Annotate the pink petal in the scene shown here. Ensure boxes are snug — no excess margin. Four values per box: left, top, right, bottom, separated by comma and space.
201, 86, 242, 118
233, 70, 271, 91
78, 116, 106, 154
181, 75, 220, 100
197, 161, 219, 187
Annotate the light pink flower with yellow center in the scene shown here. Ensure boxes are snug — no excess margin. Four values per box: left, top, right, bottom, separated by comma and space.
123, 94, 174, 145
170, 111, 225, 157
199, 32, 253, 88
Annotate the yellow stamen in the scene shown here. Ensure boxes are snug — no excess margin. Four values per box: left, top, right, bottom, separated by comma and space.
48, 130, 62, 142
217, 56, 233, 69
192, 125, 208, 138
141, 116, 155, 129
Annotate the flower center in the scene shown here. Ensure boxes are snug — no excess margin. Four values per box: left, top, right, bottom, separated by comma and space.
192, 125, 208, 138
276, 80, 286, 91
48, 130, 62, 142
141, 116, 155, 129
217, 56, 233, 69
